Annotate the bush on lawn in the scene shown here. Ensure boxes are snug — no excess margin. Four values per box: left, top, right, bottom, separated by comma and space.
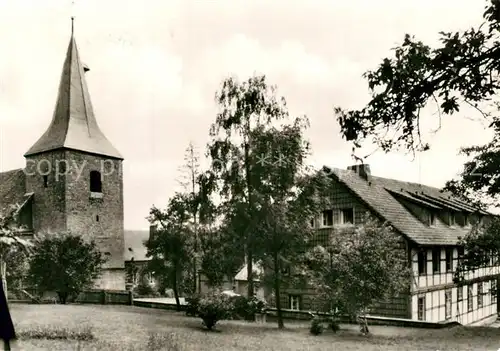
231, 295, 267, 320
197, 292, 234, 330
134, 278, 160, 298
309, 317, 324, 335
185, 294, 201, 316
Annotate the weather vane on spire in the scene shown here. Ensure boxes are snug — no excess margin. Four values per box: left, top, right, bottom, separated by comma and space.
71, 0, 75, 35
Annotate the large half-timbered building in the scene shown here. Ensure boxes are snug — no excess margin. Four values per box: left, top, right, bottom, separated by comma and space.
282, 164, 498, 325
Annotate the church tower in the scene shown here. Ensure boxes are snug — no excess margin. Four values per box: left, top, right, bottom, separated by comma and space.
23, 20, 125, 289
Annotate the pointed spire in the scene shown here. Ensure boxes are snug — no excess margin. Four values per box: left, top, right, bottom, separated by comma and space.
24, 20, 122, 160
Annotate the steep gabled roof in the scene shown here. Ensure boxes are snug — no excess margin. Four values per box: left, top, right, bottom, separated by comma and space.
327, 167, 491, 246
24, 27, 122, 160
0, 169, 27, 213
124, 230, 149, 261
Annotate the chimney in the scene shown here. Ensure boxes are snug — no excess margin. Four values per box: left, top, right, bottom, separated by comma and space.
347, 164, 371, 180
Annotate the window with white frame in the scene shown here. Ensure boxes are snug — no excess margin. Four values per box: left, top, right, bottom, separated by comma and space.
418, 250, 427, 276
449, 212, 456, 226
309, 218, 315, 228
321, 210, 333, 227
492, 280, 497, 304
429, 212, 436, 226
478, 282, 483, 307
147, 272, 155, 285
467, 285, 473, 312
445, 289, 452, 319
289, 295, 300, 310
417, 296, 425, 321
445, 247, 453, 272
340, 208, 354, 224
457, 285, 463, 301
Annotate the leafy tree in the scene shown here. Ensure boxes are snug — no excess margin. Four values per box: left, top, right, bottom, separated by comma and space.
442, 116, 500, 208
207, 74, 288, 297
334, 0, 500, 154
249, 121, 330, 328
454, 216, 500, 285
146, 193, 193, 311
198, 222, 244, 288
333, 0, 500, 271
27, 233, 106, 304
306, 217, 411, 334
0, 206, 32, 299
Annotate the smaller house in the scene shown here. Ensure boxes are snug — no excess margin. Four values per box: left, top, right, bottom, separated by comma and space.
123, 230, 156, 290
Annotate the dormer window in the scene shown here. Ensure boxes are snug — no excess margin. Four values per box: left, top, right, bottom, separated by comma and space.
429, 212, 436, 226
90, 171, 102, 193
449, 213, 456, 226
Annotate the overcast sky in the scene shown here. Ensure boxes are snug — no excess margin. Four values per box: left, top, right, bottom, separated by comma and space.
0, 0, 492, 229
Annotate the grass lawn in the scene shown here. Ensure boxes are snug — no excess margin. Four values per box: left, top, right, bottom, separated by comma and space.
8, 303, 500, 350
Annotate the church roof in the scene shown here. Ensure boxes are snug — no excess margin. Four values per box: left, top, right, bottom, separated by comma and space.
24, 28, 122, 160
0, 169, 27, 213
123, 230, 150, 261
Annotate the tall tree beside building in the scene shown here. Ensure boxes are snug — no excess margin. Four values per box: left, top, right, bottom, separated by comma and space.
250, 120, 329, 328
207, 74, 289, 297
146, 193, 193, 311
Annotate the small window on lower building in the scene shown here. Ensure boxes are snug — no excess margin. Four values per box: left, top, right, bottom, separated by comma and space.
468, 285, 473, 312
43, 175, 48, 188
321, 210, 333, 227
310, 218, 315, 228
418, 250, 427, 275
492, 280, 497, 304
340, 208, 354, 224
432, 248, 441, 274
445, 289, 452, 319
445, 247, 453, 272
457, 285, 463, 301
478, 282, 483, 308
417, 296, 425, 321
289, 295, 301, 311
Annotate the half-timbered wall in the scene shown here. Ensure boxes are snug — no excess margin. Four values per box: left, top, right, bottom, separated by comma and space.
410, 247, 499, 324
281, 177, 410, 317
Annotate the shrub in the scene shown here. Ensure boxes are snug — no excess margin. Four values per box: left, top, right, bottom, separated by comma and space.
185, 294, 201, 316
197, 292, 234, 330
231, 295, 267, 320
134, 279, 158, 297
309, 317, 324, 335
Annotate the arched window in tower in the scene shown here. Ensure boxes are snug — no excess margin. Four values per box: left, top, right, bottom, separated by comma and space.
90, 171, 102, 193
